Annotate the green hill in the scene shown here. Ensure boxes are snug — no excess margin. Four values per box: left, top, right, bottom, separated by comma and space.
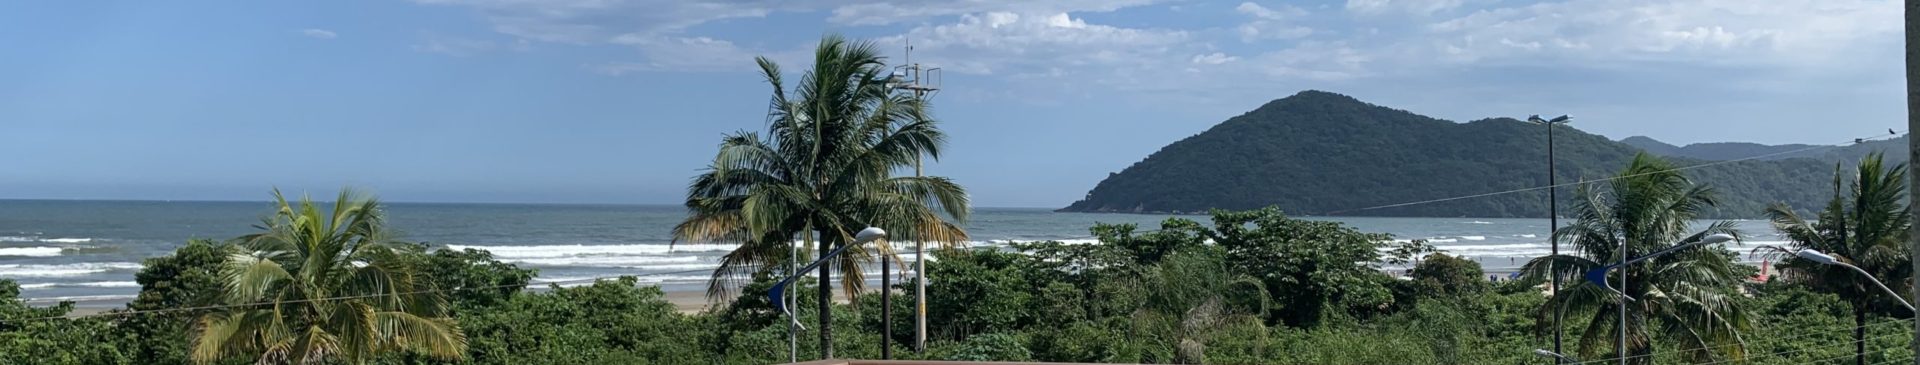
1059, 90, 1839, 218
1623, 135, 1907, 166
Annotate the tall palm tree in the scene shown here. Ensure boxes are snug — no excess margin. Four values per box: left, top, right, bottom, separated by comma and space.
1758, 153, 1911, 365
673, 34, 970, 358
191, 189, 465, 365
1521, 154, 1751, 364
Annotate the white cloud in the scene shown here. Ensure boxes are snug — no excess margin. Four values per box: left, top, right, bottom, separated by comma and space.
411, 0, 789, 43
1421, 0, 1897, 67
1191, 52, 1239, 65
1234, 2, 1312, 42
1346, 0, 1466, 16
1237, 2, 1305, 19
300, 28, 337, 39
828, 0, 1167, 25
879, 12, 1190, 75
597, 35, 798, 73
1248, 41, 1372, 80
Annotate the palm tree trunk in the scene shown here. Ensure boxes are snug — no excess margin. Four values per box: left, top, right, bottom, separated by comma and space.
1855, 303, 1868, 365
818, 231, 834, 359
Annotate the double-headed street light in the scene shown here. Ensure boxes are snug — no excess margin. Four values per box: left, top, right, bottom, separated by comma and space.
770, 227, 888, 360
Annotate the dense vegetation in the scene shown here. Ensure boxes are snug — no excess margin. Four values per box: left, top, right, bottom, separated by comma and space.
1622, 135, 1908, 166
2, 203, 1915, 364
1060, 90, 1843, 218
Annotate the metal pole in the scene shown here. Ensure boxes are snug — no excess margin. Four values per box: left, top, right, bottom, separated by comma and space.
1547, 119, 1563, 359
1906, 3, 1920, 364
789, 235, 798, 363
913, 152, 927, 353
912, 65, 930, 353
1619, 239, 1629, 365
881, 254, 892, 359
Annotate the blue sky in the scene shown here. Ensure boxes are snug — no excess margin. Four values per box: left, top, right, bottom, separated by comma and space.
0, 0, 1905, 207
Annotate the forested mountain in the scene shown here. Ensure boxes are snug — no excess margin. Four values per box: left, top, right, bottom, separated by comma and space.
1059, 90, 1839, 218
1624, 135, 1908, 166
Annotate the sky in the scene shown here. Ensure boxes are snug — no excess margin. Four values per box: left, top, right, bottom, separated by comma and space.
0, 0, 1907, 207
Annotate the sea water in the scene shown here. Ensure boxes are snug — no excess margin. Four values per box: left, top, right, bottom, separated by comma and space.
0, 200, 1783, 305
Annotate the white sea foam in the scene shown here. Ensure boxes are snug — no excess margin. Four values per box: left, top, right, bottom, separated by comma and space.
1426, 238, 1458, 243
627, 263, 722, 271
18, 281, 139, 289
1459, 236, 1486, 241
22, 294, 138, 303
533, 275, 715, 288
505, 256, 700, 267
1438, 244, 1540, 251
893, 253, 939, 262
1515, 234, 1538, 238
446, 243, 738, 258
41, 238, 92, 243
532, 276, 603, 283
0, 262, 143, 277
1461, 221, 1494, 224
0, 247, 62, 257
0, 236, 37, 242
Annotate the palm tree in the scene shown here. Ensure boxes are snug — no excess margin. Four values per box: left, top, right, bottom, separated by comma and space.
191, 189, 465, 364
1521, 153, 1751, 364
1757, 153, 1911, 365
672, 34, 970, 358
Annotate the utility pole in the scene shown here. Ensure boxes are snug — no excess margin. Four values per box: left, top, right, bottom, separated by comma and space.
888, 41, 942, 353
1905, 1, 1918, 365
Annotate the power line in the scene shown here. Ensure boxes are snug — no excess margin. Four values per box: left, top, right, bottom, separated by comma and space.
1324, 129, 1904, 215
2, 267, 721, 324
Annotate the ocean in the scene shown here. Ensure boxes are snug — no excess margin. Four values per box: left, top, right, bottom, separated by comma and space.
0, 200, 1783, 306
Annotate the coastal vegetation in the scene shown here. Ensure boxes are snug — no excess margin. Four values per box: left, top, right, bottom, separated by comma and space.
2, 191, 1913, 364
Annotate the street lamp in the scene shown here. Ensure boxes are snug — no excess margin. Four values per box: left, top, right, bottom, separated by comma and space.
1529, 114, 1571, 355
1795, 249, 1916, 312
770, 227, 888, 359
1583, 233, 1737, 365
1533, 348, 1576, 364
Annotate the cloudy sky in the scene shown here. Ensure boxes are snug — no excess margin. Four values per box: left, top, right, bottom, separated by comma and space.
0, 0, 1906, 207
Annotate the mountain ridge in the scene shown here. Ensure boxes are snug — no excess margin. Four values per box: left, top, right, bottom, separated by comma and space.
1060, 90, 1843, 218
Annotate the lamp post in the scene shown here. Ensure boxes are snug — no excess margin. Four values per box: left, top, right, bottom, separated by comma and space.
1798, 249, 1913, 365
1796, 249, 1917, 312
1585, 233, 1737, 365
1529, 114, 1571, 357
770, 227, 888, 360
